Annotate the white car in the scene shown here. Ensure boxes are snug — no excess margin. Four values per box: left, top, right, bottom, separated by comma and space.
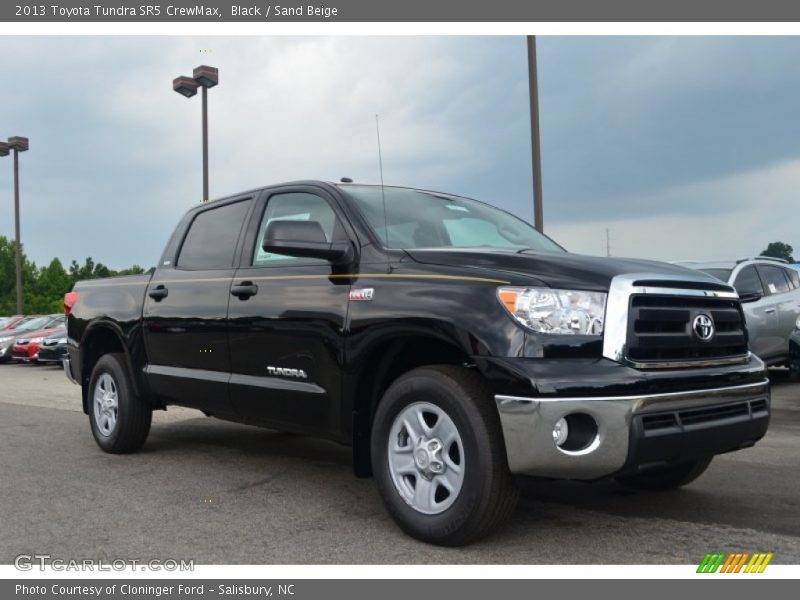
679, 257, 800, 368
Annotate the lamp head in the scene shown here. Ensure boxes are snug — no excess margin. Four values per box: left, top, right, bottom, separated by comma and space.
193, 65, 218, 88
7, 137, 29, 152
0, 142, 9, 157
173, 76, 199, 98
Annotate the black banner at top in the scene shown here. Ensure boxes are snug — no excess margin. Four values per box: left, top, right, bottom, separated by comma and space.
3, 0, 800, 22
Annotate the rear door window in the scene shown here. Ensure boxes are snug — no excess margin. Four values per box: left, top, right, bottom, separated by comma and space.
758, 265, 791, 295
178, 200, 251, 269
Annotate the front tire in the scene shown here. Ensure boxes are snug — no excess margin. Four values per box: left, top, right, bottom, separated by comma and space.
88, 353, 152, 453
615, 457, 713, 491
371, 365, 518, 546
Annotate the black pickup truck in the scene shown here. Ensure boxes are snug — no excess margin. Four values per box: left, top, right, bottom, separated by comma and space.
65, 181, 770, 545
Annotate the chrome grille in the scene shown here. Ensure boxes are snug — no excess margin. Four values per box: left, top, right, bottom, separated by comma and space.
602, 273, 750, 369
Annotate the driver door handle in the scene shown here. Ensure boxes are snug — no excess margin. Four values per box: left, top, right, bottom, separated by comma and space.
148, 285, 168, 301
231, 281, 258, 299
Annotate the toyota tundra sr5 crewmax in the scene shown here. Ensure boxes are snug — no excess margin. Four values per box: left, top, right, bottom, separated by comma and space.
64, 181, 770, 545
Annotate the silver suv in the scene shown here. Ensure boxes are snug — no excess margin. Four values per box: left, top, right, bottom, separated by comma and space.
680, 257, 800, 369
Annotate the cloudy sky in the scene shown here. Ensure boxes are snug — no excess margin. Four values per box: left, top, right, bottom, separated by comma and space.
0, 36, 798, 270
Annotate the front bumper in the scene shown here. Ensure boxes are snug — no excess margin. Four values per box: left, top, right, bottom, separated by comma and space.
38, 345, 67, 363
495, 379, 770, 480
11, 344, 39, 361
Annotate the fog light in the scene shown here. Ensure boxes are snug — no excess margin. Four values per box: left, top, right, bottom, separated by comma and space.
552, 418, 569, 447
554, 413, 600, 454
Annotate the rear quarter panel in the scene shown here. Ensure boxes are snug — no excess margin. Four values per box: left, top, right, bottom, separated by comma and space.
67, 275, 152, 391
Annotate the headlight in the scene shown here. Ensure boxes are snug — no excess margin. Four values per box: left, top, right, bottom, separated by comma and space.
498, 287, 607, 335
54, 337, 67, 344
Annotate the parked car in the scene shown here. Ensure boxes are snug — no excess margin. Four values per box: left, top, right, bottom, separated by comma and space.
37, 330, 69, 364
8, 316, 66, 363
0, 315, 59, 362
0, 315, 28, 332
66, 181, 770, 546
679, 257, 800, 368
790, 316, 800, 381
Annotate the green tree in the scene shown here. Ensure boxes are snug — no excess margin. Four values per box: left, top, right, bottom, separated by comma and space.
115, 265, 146, 276
68, 257, 113, 285
28, 258, 72, 313
0, 236, 39, 315
760, 241, 795, 263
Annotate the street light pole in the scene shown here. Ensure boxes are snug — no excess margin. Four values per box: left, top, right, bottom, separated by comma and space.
202, 85, 209, 202
7, 136, 29, 314
173, 65, 218, 203
13, 150, 21, 313
0, 143, 8, 308
527, 36, 544, 233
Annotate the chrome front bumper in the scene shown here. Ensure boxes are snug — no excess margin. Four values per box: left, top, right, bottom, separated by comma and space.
495, 379, 770, 480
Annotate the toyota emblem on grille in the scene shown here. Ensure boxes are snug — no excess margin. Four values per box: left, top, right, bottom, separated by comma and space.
693, 314, 715, 342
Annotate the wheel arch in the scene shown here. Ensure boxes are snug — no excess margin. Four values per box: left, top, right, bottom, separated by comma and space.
79, 321, 146, 414
349, 332, 480, 477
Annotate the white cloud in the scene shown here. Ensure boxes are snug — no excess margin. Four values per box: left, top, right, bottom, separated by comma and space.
103, 37, 505, 196
0, 36, 530, 268
548, 157, 800, 262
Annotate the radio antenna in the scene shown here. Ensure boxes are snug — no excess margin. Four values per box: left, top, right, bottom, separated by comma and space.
375, 114, 390, 253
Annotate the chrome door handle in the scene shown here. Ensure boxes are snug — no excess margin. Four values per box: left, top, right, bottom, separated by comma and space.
764, 308, 776, 314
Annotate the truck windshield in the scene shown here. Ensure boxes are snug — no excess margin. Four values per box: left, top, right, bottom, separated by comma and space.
340, 185, 565, 253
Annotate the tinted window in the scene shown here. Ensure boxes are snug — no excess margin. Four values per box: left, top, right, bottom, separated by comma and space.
785, 268, 800, 290
253, 193, 345, 266
733, 266, 764, 297
178, 200, 251, 269
759, 265, 791, 295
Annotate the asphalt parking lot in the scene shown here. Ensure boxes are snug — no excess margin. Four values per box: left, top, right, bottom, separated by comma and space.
0, 361, 798, 564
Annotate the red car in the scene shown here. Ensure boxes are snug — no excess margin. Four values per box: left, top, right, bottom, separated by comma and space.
11, 319, 66, 363
0, 315, 28, 331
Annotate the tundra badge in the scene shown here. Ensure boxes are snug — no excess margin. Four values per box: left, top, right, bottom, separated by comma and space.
267, 366, 308, 379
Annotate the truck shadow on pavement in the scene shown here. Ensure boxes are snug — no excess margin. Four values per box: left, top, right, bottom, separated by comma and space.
130, 369, 798, 549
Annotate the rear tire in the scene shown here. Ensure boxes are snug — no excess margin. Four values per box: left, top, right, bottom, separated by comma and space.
371, 365, 518, 546
615, 457, 713, 491
88, 353, 152, 453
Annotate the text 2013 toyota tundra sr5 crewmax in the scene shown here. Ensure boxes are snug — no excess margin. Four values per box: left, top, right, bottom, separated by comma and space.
65, 181, 770, 545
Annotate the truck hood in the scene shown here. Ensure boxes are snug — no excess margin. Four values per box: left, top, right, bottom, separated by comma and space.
404, 248, 725, 291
